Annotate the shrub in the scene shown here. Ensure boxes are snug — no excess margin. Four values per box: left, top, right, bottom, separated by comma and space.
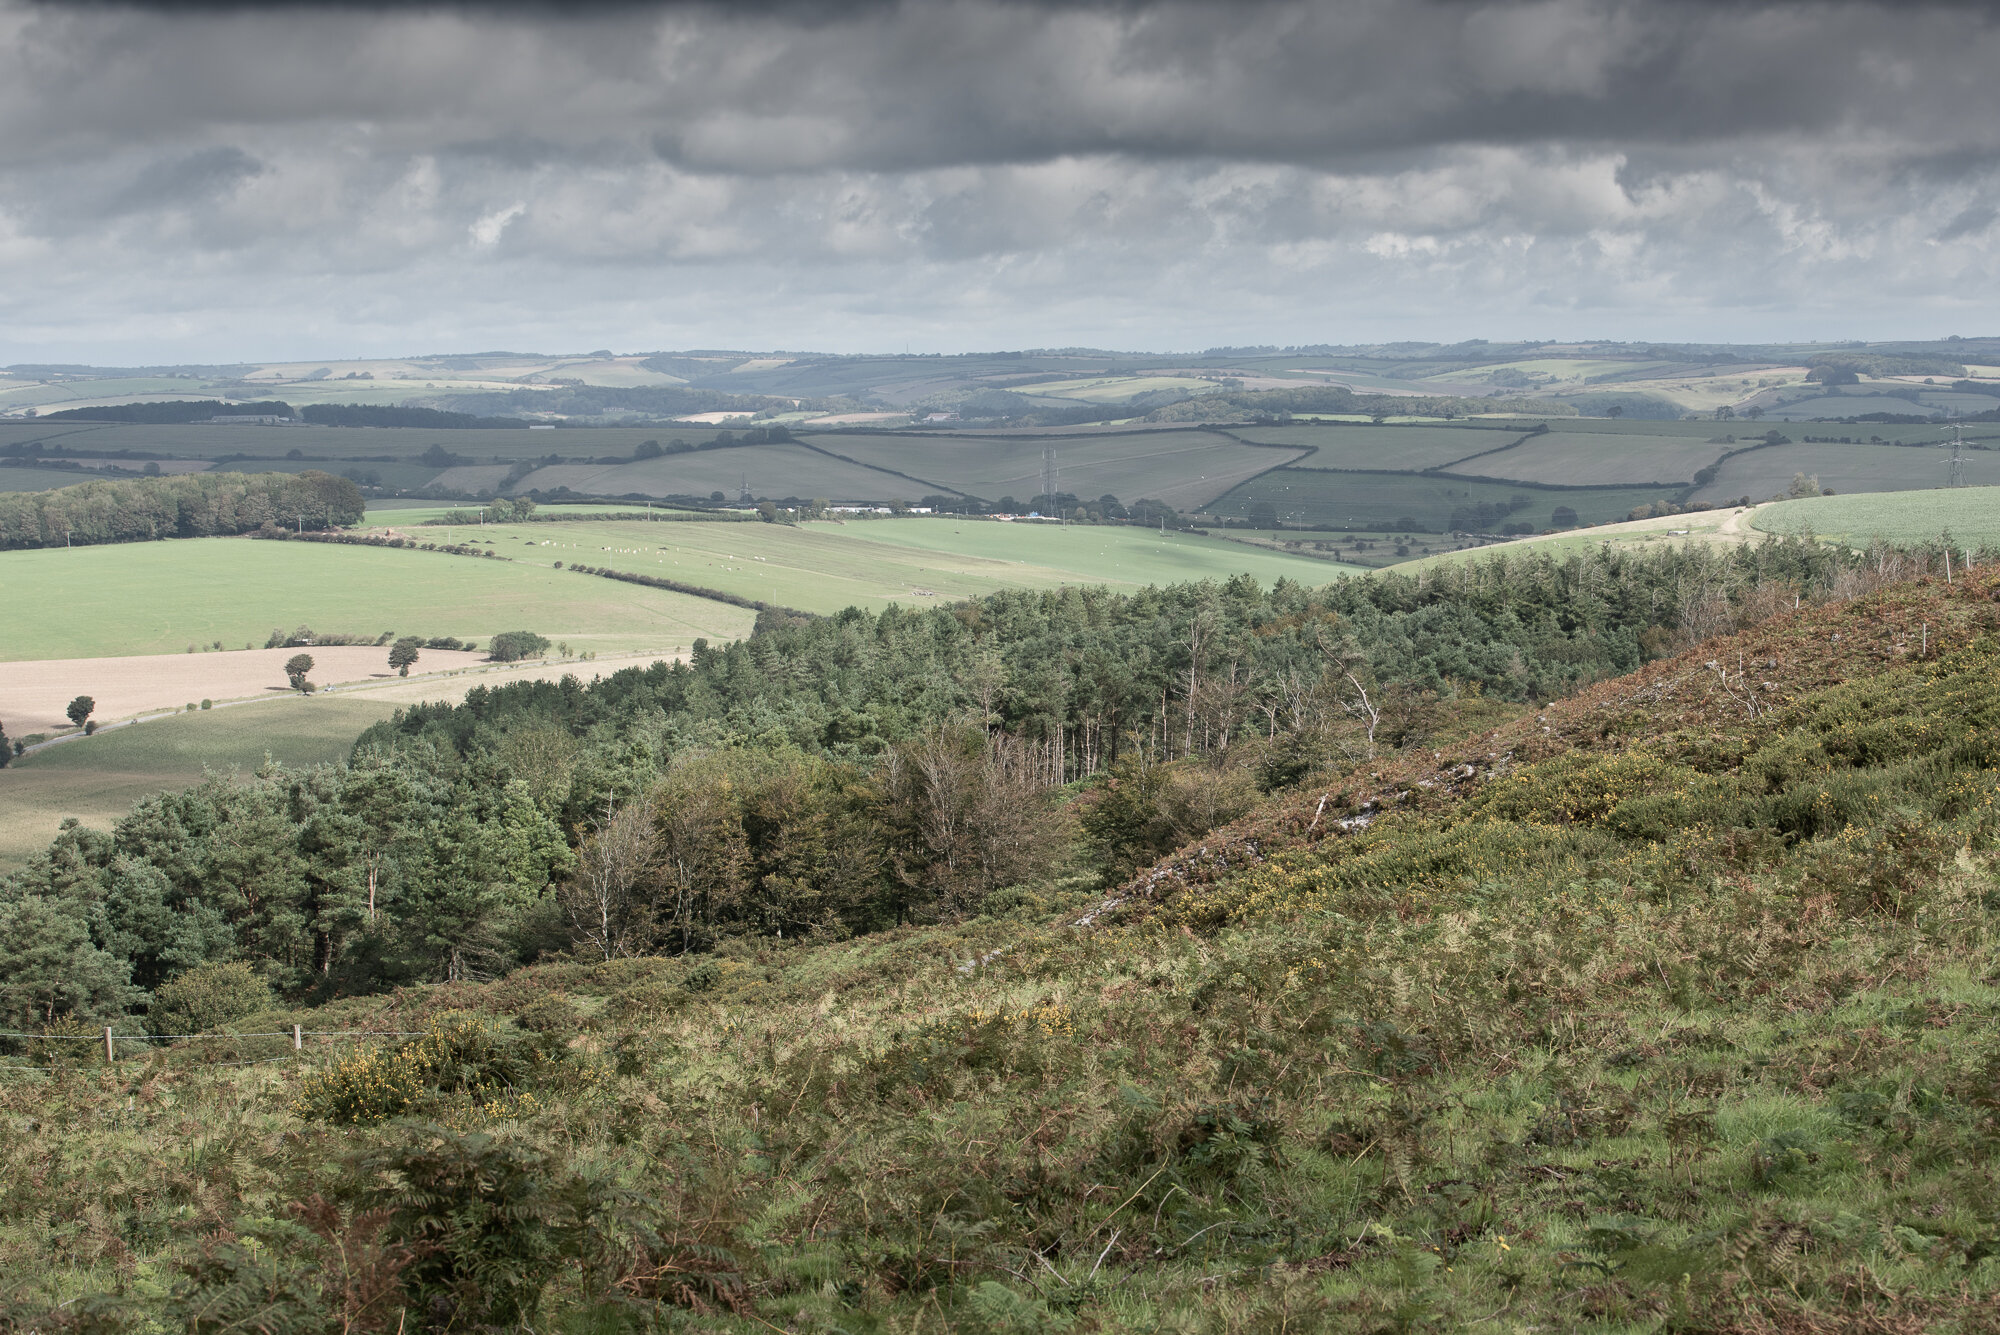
350, 1127, 620, 1330
150, 961, 273, 1036
201, 699, 212, 710
164, 1198, 413, 1335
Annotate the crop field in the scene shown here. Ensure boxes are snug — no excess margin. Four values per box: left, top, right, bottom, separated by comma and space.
2, 422, 707, 466
508, 516, 1359, 612
803, 429, 1299, 508
820, 516, 1362, 586
1206, 526, 1479, 567
424, 463, 516, 493
365, 501, 711, 525
1691, 441, 2000, 503
1220, 423, 1520, 470
1541, 416, 1757, 438
0, 646, 697, 869
1426, 356, 1686, 384
515, 444, 913, 501
0, 538, 753, 661
0, 465, 108, 491
0, 644, 494, 735
1384, 503, 1759, 573
1753, 485, 2000, 548
1462, 431, 1730, 485
0, 422, 118, 449
994, 374, 1218, 402
1203, 467, 1679, 530
1760, 387, 1997, 421
0, 697, 400, 870
0, 376, 204, 412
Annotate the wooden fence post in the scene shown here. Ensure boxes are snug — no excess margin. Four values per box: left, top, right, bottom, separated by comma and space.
293, 1025, 303, 1052
105, 1027, 115, 1062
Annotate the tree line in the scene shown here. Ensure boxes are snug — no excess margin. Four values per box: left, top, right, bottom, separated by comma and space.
0, 538, 1890, 1029
0, 470, 365, 549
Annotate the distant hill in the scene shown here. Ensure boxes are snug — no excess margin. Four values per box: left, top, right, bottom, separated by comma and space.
40, 400, 295, 424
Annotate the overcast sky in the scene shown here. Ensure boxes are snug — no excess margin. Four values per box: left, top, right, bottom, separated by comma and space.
2, 0, 1998, 363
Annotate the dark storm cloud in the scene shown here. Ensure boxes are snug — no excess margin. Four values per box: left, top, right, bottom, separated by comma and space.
0, 0, 1996, 359
103, 145, 263, 214
7, 0, 2000, 172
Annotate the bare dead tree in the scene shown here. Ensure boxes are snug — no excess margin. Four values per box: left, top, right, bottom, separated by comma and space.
561, 793, 658, 961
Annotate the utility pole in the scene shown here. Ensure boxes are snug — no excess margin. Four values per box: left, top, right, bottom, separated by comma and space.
1943, 423, 1968, 488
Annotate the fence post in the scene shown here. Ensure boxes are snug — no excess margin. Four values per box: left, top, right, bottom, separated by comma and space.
293, 1025, 303, 1052
105, 1027, 115, 1063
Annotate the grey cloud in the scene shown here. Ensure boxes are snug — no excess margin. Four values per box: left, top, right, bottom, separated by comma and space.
102, 144, 262, 214
0, 0, 1996, 360
1937, 204, 1998, 241
1, 1, 1998, 173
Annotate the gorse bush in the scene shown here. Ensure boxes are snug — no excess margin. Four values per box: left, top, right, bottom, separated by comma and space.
149, 961, 272, 1036
291, 1013, 590, 1126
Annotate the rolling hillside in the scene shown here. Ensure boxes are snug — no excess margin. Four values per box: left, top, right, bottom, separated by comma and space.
5, 565, 1999, 1330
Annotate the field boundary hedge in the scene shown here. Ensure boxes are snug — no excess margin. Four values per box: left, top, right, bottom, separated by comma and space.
562, 562, 816, 619
1420, 427, 1546, 474
788, 437, 970, 500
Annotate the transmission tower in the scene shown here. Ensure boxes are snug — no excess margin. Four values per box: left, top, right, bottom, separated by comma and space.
1944, 424, 1968, 488
1039, 447, 1059, 515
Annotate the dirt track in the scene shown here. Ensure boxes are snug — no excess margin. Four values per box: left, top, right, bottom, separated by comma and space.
0, 645, 652, 737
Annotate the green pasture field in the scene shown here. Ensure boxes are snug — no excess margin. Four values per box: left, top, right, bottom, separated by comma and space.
0, 538, 753, 661
0, 697, 399, 870
1203, 467, 1679, 531
1220, 423, 1518, 470
509, 516, 1360, 614
1753, 485, 2000, 548
1691, 441, 2000, 504
1462, 431, 1731, 485
800, 429, 1299, 510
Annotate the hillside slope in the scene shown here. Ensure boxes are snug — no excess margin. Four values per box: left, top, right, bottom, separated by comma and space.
6, 571, 2000, 1332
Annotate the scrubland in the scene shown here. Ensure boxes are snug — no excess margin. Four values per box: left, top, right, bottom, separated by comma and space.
5, 556, 2000, 1331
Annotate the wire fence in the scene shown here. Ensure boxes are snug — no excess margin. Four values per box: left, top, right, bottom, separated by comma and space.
0, 1026, 430, 1076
